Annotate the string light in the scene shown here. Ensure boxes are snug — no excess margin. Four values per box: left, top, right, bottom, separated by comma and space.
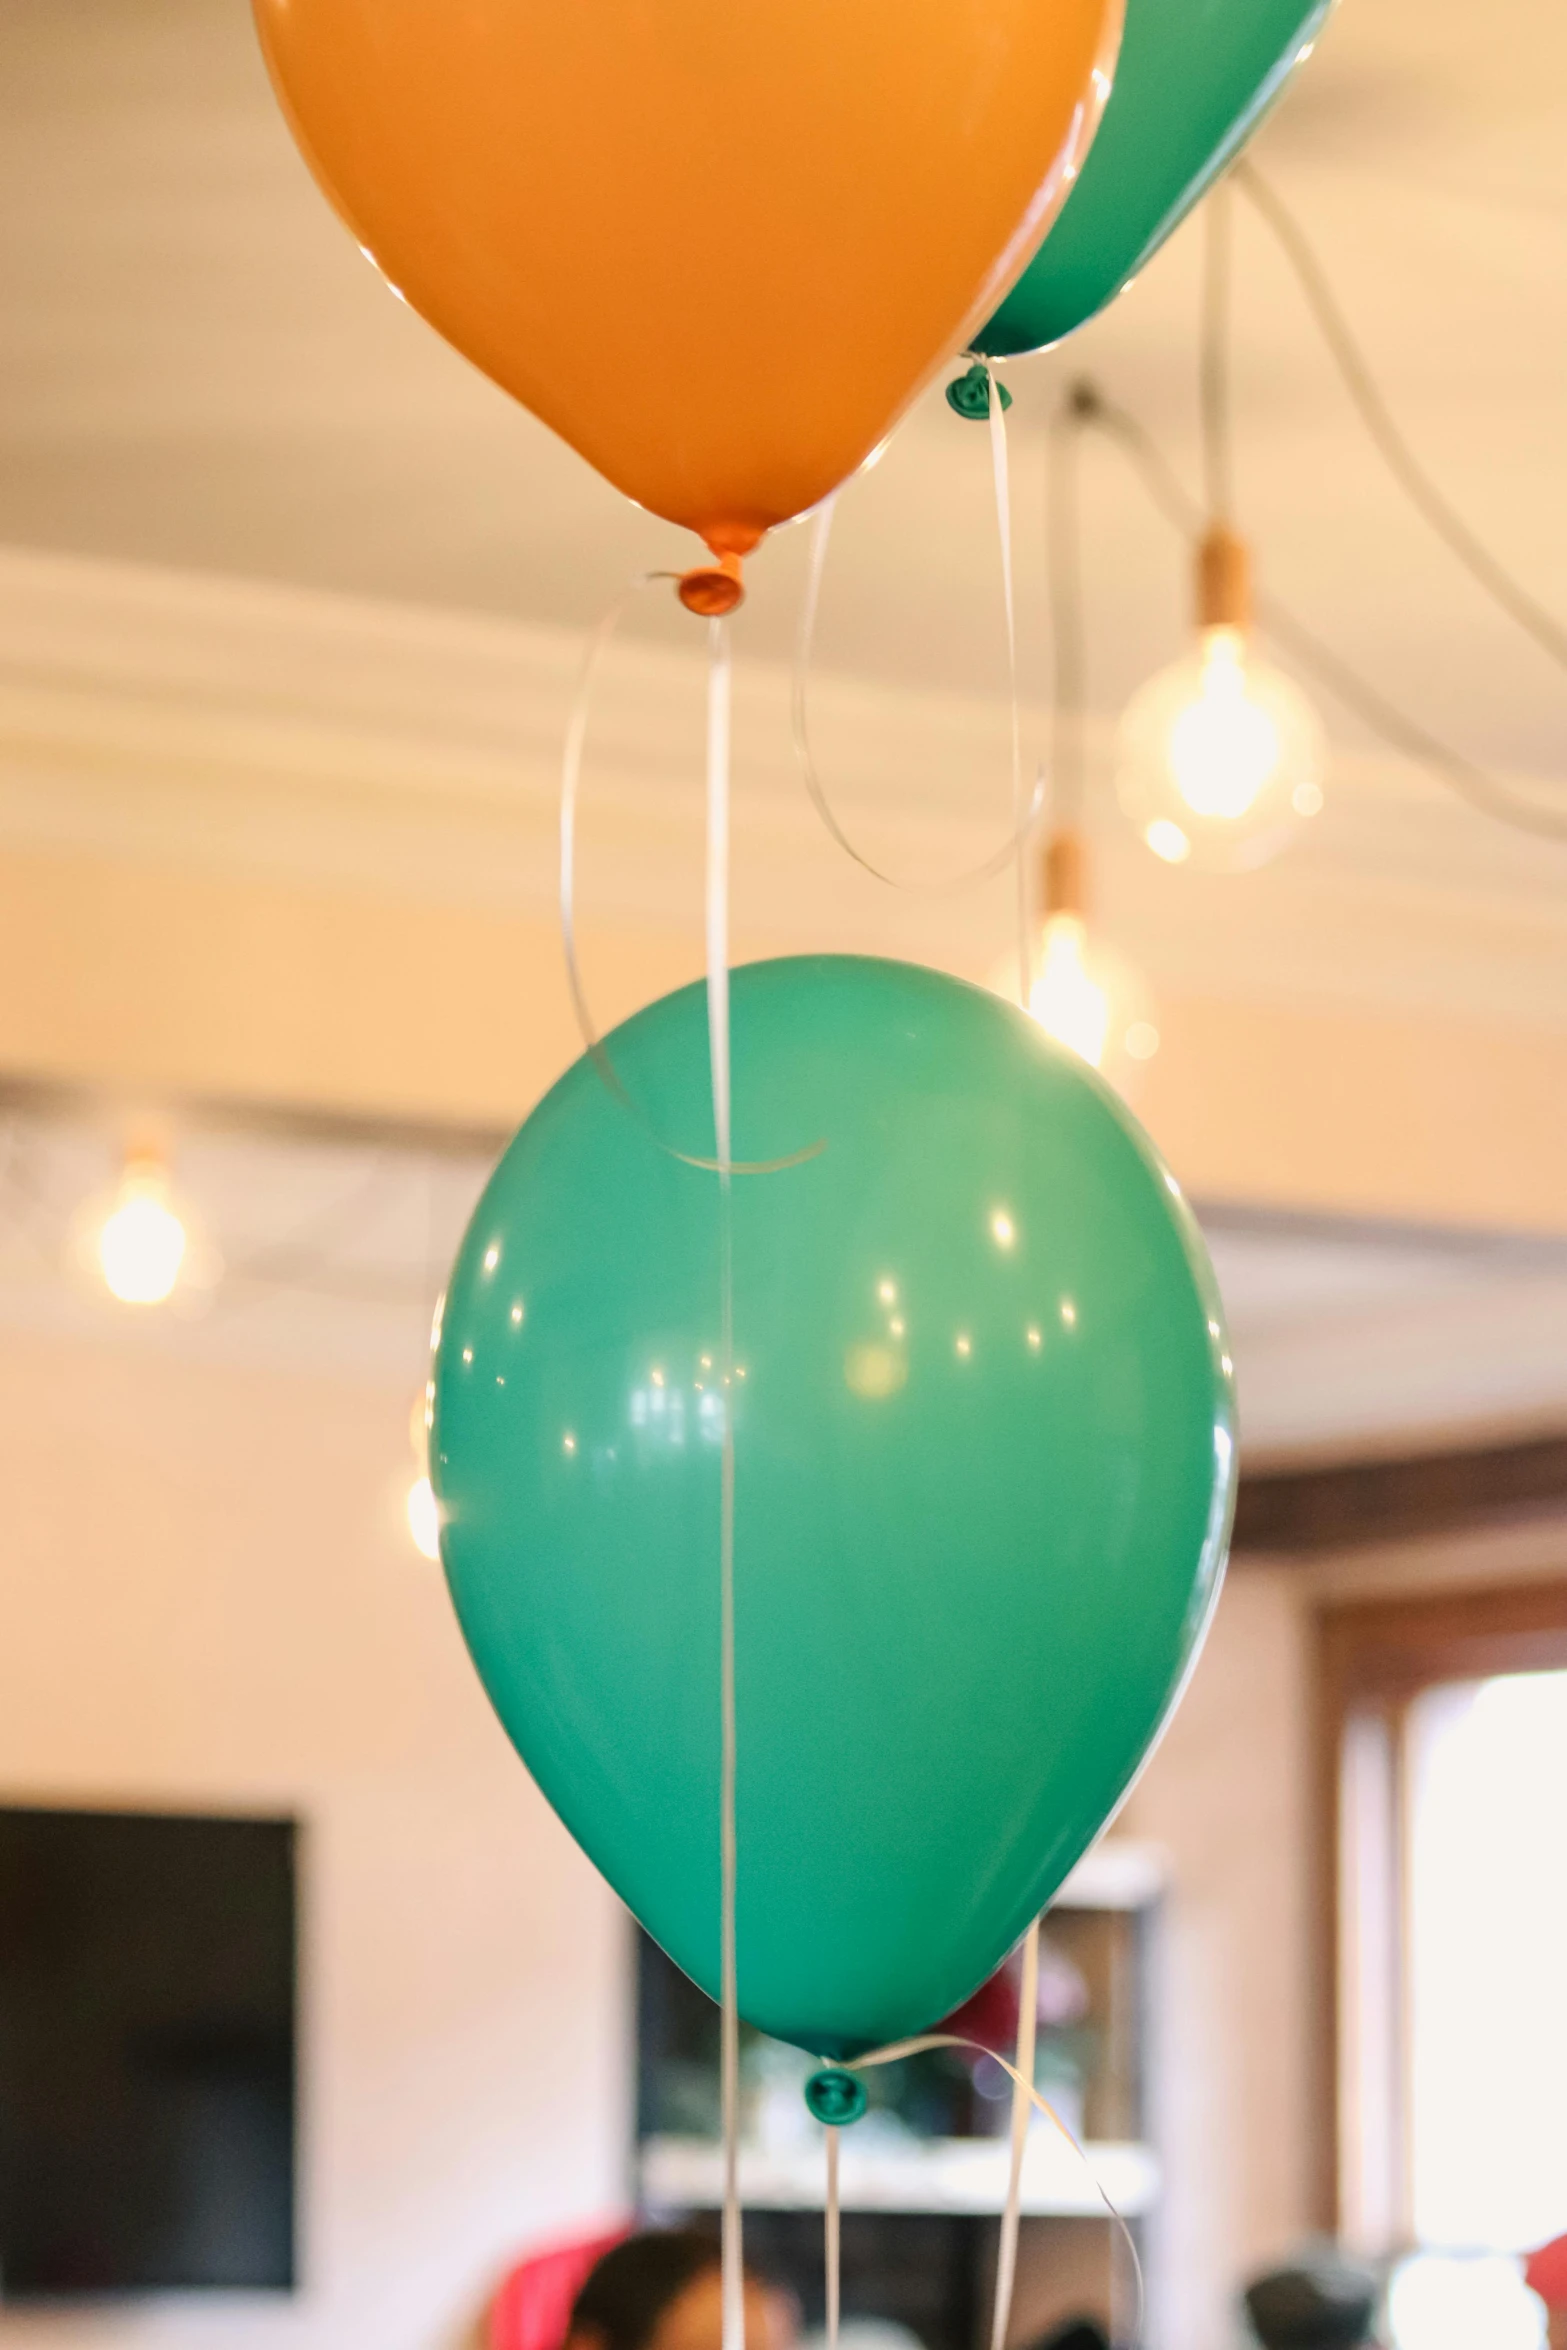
96, 1150, 189, 1306
1024, 829, 1159, 1091
1117, 528, 1325, 872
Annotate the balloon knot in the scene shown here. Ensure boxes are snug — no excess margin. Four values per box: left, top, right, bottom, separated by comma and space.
945, 361, 1012, 421
677, 554, 745, 617
804, 2066, 868, 2127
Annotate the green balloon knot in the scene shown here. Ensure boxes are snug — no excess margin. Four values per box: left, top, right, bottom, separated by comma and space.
945, 362, 1012, 421
804, 2066, 868, 2127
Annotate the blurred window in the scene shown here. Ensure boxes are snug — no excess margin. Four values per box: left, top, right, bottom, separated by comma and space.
1405, 1671, 1567, 2252
1321, 1582, 1567, 2257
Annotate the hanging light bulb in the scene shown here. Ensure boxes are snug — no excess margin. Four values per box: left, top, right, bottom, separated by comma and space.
96, 1149, 189, 1305
406, 1473, 441, 1561
1032, 909, 1112, 1068
1117, 529, 1325, 872
1023, 830, 1160, 1094
405, 1391, 441, 1562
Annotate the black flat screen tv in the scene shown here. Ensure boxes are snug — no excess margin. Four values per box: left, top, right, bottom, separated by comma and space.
0, 1805, 297, 2299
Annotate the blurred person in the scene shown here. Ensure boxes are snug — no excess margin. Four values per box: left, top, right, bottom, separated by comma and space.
565, 2231, 796, 2350
491, 2224, 631, 2350
1243, 2252, 1377, 2349
1028, 2322, 1109, 2350
1525, 2232, 1567, 2350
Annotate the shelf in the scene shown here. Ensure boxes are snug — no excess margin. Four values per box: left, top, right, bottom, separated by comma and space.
638, 2133, 1160, 2220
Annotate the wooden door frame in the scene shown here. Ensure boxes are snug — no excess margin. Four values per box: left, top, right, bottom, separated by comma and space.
1310, 1576, 1567, 2234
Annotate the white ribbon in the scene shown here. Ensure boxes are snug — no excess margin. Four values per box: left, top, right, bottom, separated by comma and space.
706, 619, 734, 1178
560, 584, 819, 1177
824, 2125, 841, 2350
842, 2021, 1146, 2344
791, 370, 1045, 896
560, 573, 669, 1093
819, 1923, 1142, 2350
707, 618, 745, 2350
984, 365, 1034, 1011
992, 1918, 1040, 2350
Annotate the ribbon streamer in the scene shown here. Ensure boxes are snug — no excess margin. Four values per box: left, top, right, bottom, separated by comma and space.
707, 619, 746, 2350
842, 2026, 1147, 2346
819, 1927, 1141, 2350
991, 1919, 1040, 2350
983, 365, 1033, 1010
791, 369, 1045, 898
559, 579, 822, 1176
824, 2126, 842, 2350
705, 619, 734, 1179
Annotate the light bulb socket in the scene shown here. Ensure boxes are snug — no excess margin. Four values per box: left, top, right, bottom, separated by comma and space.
1195, 527, 1251, 633
121, 1149, 167, 1190
1040, 827, 1086, 918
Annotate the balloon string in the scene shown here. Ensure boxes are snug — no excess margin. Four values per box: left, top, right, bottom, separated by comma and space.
708, 618, 745, 2350
984, 364, 1033, 1008
991, 1917, 1040, 2350
824, 2125, 841, 2350
559, 579, 822, 1177
791, 458, 1044, 895
706, 619, 734, 1178
844, 2028, 1146, 2345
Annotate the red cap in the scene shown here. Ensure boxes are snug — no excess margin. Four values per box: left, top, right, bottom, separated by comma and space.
490, 2225, 632, 2350
1526, 2235, 1567, 2312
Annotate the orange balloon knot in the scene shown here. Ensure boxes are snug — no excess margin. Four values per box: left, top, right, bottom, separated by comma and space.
945, 361, 1012, 421
677, 554, 746, 617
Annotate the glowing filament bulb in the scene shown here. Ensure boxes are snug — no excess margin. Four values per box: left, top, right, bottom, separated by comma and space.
1029, 913, 1111, 1071
1116, 534, 1325, 871
1167, 627, 1282, 820
98, 1155, 187, 1305
406, 1475, 441, 1561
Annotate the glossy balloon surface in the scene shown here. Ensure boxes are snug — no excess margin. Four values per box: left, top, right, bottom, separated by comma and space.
434, 957, 1233, 2054
976, 0, 1331, 357
254, 0, 1119, 555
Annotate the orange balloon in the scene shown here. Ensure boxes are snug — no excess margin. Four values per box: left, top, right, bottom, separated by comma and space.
254, 0, 1120, 562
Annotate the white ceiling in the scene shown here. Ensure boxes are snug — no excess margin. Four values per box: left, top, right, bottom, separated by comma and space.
0, 0, 1563, 773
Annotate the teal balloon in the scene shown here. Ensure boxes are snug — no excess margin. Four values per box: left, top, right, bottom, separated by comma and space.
433, 956, 1233, 2056
974, 0, 1332, 357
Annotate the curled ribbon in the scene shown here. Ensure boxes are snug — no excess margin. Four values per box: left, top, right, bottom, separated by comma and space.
817, 1976, 1147, 2350
559, 579, 823, 1178
792, 360, 1043, 1013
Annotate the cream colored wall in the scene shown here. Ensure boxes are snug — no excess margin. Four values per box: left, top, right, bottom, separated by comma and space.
0, 1325, 630, 2349
1120, 1567, 1315, 2350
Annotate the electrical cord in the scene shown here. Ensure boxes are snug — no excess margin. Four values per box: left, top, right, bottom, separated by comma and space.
1046, 400, 1090, 834
1061, 379, 1567, 843
1200, 181, 1237, 529
1232, 157, 1567, 677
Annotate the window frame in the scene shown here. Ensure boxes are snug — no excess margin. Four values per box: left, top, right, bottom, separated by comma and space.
1312, 1576, 1567, 2244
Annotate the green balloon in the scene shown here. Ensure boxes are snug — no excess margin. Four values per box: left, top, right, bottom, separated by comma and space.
973, 0, 1332, 357
434, 957, 1233, 2056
